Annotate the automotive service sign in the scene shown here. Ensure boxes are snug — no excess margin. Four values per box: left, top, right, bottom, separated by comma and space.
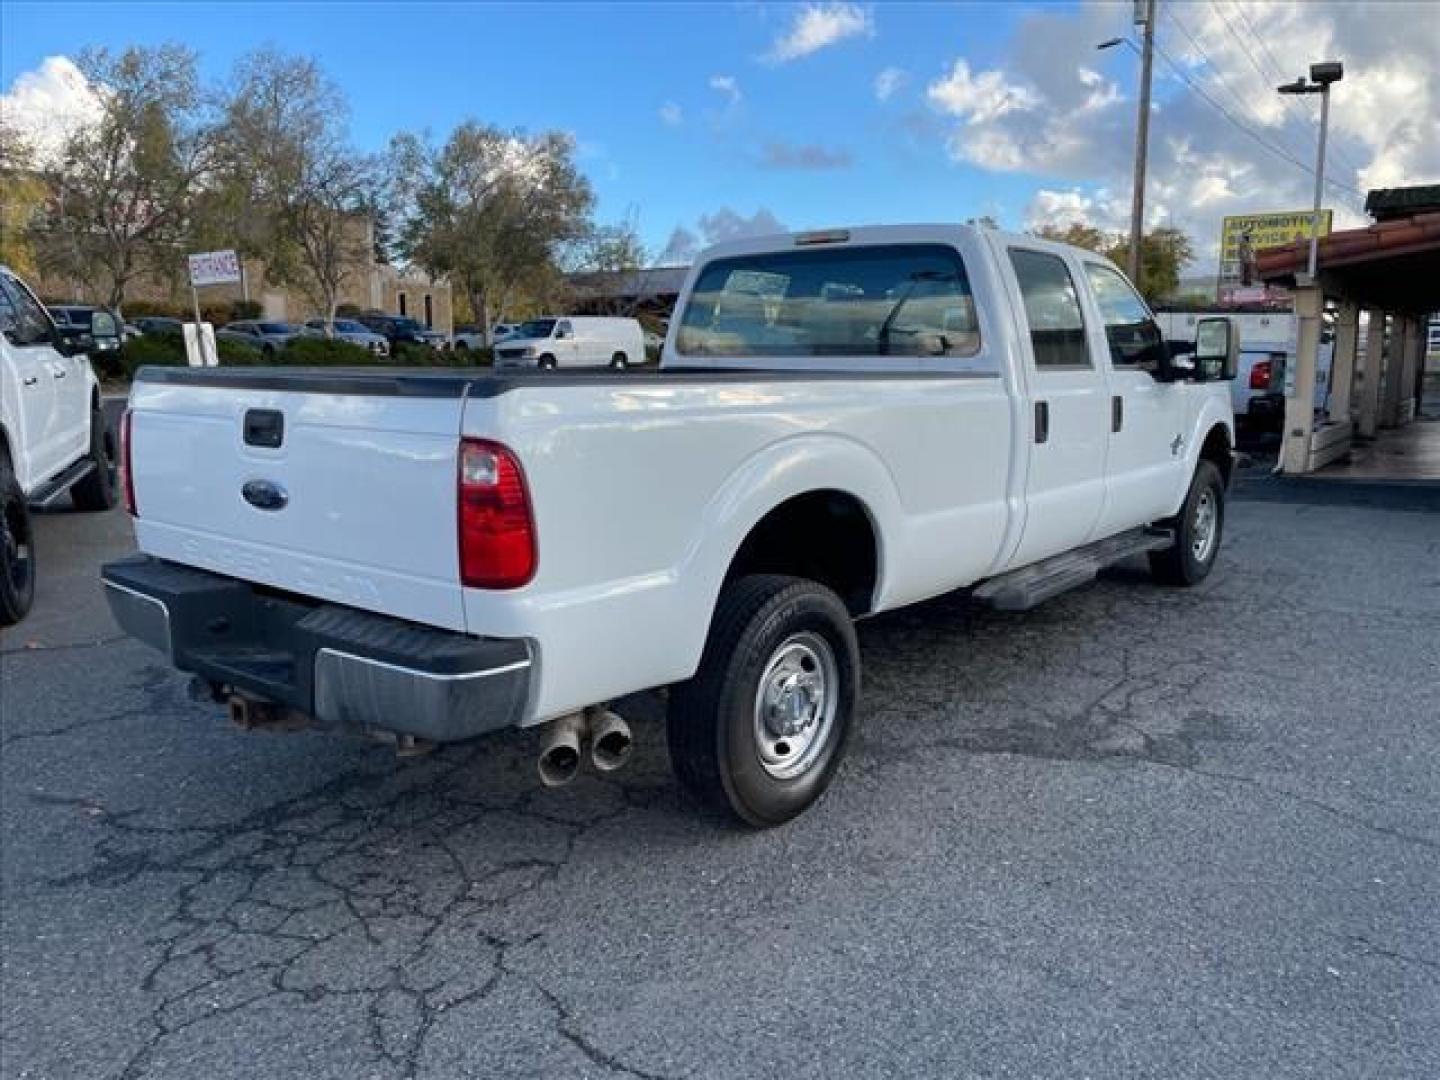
187, 249, 242, 287
1218, 210, 1331, 293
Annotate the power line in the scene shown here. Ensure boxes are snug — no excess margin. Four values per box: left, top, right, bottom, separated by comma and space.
1148, 34, 1367, 212
1217, 0, 1367, 180
1167, 3, 1318, 170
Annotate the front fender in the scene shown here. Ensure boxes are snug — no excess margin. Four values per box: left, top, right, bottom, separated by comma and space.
1183, 390, 1236, 487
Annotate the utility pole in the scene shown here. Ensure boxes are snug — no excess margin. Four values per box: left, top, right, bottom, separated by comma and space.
1129, 0, 1156, 284
1099, 0, 1156, 286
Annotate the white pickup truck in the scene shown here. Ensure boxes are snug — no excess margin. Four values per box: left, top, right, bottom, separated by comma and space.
2, 266, 118, 626
103, 225, 1236, 826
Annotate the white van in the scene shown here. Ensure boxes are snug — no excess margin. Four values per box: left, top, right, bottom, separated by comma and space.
492, 317, 645, 370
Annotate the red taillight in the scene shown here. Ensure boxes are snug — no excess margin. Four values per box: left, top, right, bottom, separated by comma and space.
457, 438, 535, 589
1249, 359, 1272, 391
120, 409, 137, 516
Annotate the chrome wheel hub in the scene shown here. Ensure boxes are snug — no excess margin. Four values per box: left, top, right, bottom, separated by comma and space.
753, 632, 838, 780
1191, 489, 1218, 563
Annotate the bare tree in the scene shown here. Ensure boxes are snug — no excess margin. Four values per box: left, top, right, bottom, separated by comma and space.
39, 45, 213, 314
390, 122, 593, 337
218, 49, 374, 329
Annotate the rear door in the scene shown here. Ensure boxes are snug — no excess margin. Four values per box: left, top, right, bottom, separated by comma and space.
1003, 246, 1109, 567
1079, 261, 1187, 534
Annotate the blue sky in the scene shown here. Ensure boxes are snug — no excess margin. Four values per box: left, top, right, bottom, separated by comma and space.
4, 2, 1437, 269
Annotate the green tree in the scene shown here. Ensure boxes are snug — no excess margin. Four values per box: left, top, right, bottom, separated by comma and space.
217, 48, 375, 328
0, 119, 46, 280
390, 122, 594, 333
1033, 222, 1194, 303
39, 45, 214, 314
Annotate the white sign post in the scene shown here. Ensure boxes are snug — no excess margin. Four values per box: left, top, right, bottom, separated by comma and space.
185, 250, 243, 366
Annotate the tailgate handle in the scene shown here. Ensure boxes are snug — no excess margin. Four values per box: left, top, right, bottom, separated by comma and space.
243, 409, 284, 449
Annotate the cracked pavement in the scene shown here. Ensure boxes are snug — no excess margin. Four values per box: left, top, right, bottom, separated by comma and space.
2, 482, 1437, 1079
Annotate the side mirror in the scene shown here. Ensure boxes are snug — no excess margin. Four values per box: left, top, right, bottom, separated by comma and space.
1193, 317, 1237, 381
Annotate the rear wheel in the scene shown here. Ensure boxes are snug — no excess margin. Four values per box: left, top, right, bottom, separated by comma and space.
1150, 460, 1225, 587
610, 352, 628, 370
0, 465, 36, 627
70, 406, 117, 511
667, 574, 859, 827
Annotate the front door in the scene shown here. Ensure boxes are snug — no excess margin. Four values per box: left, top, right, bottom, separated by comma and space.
1080, 262, 1187, 534
0, 272, 63, 489
1004, 246, 1109, 567
553, 320, 580, 366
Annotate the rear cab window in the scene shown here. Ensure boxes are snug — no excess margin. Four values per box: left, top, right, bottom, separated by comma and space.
676, 243, 982, 366
1007, 248, 1090, 369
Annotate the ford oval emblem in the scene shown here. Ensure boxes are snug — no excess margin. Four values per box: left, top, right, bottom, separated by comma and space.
242, 479, 289, 511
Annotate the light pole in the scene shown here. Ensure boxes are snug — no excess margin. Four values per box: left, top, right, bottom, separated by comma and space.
1098, 0, 1156, 284
1279, 61, 1343, 282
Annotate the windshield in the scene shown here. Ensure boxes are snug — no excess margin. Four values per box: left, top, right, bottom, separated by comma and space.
515, 319, 556, 339
259, 322, 294, 334
391, 317, 424, 332
333, 319, 365, 333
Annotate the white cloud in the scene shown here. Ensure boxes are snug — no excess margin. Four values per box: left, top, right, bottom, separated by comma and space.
927, 60, 1040, 125
659, 101, 683, 127
925, 1, 1440, 273
874, 66, 907, 102
663, 207, 789, 263
765, 3, 874, 64
709, 74, 742, 107
0, 55, 104, 166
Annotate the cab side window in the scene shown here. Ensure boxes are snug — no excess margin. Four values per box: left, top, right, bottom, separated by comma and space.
1083, 263, 1165, 371
556, 320, 573, 339
1008, 249, 1089, 368
0, 273, 56, 347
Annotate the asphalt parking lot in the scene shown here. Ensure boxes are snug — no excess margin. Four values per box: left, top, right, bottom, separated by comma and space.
3, 479, 1437, 1079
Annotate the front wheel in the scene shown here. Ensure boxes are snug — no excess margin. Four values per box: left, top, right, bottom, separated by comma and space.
1150, 460, 1225, 587
610, 352, 628, 370
1, 466, 36, 627
667, 575, 859, 827
538, 354, 557, 370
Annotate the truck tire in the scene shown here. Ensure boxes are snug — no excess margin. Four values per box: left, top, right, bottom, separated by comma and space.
668, 574, 859, 827
1150, 460, 1224, 587
1, 465, 36, 627
70, 406, 117, 511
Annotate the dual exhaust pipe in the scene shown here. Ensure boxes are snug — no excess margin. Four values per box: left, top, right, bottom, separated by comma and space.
537, 706, 633, 787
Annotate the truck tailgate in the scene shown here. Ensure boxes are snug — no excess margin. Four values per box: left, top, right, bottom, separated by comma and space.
127, 369, 470, 631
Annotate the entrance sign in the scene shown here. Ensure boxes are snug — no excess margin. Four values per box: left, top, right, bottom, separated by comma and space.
187, 250, 242, 287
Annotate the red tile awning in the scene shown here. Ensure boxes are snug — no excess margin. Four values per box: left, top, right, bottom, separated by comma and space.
1257, 211, 1440, 312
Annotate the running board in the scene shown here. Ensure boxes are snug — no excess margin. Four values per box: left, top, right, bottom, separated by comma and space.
28, 458, 96, 508
973, 528, 1173, 612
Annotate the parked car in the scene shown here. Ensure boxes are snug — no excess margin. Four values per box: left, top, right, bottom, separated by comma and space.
134, 317, 185, 338
493, 316, 644, 370
357, 314, 449, 351
103, 223, 1236, 826
1, 267, 117, 626
215, 320, 300, 357
47, 304, 124, 361
299, 318, 390, 357
451, 323, 519, 350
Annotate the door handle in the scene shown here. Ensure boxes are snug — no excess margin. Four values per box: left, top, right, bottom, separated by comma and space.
1111, 394, 1124, 433
23, 376, 39, 387
1034, 400, 1049, 444
52, 368, 67, 379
